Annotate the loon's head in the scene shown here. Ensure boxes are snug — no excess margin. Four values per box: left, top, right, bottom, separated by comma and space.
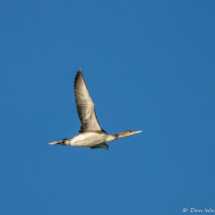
117, 130, 142, 138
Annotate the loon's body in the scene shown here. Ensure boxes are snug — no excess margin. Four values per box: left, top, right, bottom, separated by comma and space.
49, 69, 142, 150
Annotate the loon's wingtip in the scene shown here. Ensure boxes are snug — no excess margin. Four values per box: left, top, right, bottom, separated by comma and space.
49, 141, 58, 145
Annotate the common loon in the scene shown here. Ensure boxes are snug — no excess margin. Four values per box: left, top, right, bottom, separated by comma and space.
49, 69, 142, 150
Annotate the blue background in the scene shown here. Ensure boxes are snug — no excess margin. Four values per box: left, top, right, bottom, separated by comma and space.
1, 0, 215, 214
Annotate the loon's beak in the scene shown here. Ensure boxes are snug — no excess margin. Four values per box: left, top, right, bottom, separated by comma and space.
133, 130, 142, 134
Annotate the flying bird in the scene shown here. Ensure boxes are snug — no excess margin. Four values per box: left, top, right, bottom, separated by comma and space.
49, 69, 142, 150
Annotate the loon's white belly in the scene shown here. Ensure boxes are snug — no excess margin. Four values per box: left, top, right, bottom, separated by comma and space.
69, 132, 108, 147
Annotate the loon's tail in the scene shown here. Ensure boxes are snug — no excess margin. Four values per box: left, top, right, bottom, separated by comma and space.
49, 138, 69, 146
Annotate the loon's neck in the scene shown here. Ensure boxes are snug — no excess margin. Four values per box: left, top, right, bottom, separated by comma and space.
106, 134, 117, 142
105, 131, 130, 142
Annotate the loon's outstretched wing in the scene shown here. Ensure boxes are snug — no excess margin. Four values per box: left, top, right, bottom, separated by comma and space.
74, 69, 102, 133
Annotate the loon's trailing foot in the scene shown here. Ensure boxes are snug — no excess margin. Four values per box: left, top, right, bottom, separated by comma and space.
49, 139, 69, 146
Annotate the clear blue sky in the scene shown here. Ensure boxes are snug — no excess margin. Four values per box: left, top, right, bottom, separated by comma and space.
1, 0, 215, 214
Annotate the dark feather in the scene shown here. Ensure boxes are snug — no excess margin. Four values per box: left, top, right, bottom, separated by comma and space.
90, 143, 109, 150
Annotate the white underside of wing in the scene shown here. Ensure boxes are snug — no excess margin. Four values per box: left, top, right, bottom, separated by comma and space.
75, 70, 102, 132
